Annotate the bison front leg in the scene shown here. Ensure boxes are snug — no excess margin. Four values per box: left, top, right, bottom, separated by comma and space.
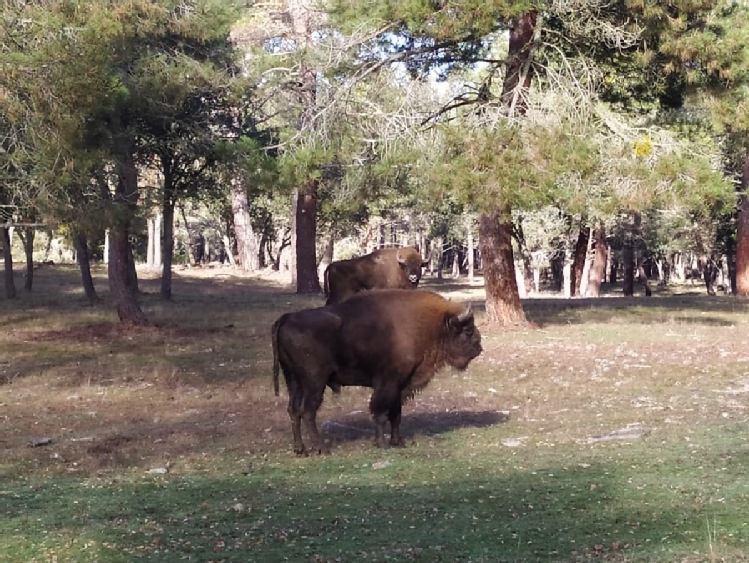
301, 411, 329, 455
370, 384, 400, 448
388, 402, 404, 447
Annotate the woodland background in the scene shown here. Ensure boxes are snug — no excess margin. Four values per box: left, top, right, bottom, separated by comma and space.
2, 1, 749, 322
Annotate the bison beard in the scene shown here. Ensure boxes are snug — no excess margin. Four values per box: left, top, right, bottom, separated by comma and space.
271, 289, 482, 454
323, 247, 429, 305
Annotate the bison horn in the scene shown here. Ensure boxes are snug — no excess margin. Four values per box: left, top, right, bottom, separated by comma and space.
396, 248, 407, 265
457, 303, 473, 324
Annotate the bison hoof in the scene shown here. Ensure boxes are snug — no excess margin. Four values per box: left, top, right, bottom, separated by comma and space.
390, 439, 405, 448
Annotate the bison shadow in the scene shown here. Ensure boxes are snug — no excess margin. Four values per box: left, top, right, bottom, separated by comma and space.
320, 409, 509, 445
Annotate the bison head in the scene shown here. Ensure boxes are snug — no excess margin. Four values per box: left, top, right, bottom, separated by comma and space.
396, 247, 429, 287
444, 304, 482, 370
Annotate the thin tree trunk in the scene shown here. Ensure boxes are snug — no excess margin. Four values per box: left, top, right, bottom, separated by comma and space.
571, 223, 588, 297
2, 227, 16, 299
466, 228, 475, 281
513, 221, 534, 295
735, 155, 749, 296
20, 227, 34, 291
109, 152, 148, 325
585, 223, 608, 298
479, 210, 526, 325
161, 196, 175, 300
294, 180, 321, 294
147, 216, 155, 268
319, 232, 334, 278
230, 174, 259, 271
435, 237, 444, 279
154, 213, 162, 268
73, 231, 98, 305
179, 206, 195, 267
451, 242, 460, 278
222, 235, 236, 266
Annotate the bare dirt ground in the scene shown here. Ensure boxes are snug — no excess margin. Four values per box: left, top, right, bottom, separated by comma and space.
2, 264, 747, 480
1, 265, 504, 478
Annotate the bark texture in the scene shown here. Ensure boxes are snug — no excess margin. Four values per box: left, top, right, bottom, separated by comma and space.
108, 151, 148, 325
571, 224, 589, 297
230, 174, 259, 272
479, 211, 526, 325
2, 227, 16, 299
294, 180, 321, 293
736, 155, 749, 296
479, 11, 538, 324
585, 223, 607, 298
73, 231, 98, 305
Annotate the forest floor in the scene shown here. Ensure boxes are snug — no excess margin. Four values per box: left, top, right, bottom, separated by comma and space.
1, 264, 748, 562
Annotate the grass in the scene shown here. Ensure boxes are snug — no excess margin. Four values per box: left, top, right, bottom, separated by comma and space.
2, 264, 749, 562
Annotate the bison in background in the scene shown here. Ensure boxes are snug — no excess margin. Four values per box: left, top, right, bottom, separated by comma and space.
271, 289, 482, 454
323, 247, 429, 305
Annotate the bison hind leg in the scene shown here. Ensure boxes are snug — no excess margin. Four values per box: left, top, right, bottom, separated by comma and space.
300, 387, 329, 455
287, 404, 306, 455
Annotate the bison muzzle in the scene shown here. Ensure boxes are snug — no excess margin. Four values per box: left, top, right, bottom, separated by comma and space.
271, 289, 482, 454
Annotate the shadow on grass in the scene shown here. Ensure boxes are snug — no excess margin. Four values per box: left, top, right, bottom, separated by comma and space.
0, 455, 737, 562
521, 294, 749, 327
319, 409, 510, 445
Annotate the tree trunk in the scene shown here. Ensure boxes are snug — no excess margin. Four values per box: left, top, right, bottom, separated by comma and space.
466, 228, 475, 281
735, 155, 749, 296
622, 212, 641, 296
222, 235, 236, 266
154, 213, 162, 268
623, 244, 634, 296
480, 11, 538, 324
512, 219, 534, 295
147, 216, 155, 268
161, 196, 175, 300
21, 227, 34, 291
435, 237, 445, 279
500, 12, 538, 116
451, 242, 460, 278
571, 224, 588, 297
230, 174, 259, 271
479, 210, 526, 325
319, 232, 334, 280
109, 151, 148, 325
2, 227, 16, 299
294, 180, 321, 294
73, 231, 98, 305
585, 223, 608, 298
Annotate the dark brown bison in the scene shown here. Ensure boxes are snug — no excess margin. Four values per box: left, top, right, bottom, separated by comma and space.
271, 289, 482, 454
323, 247, 429, 305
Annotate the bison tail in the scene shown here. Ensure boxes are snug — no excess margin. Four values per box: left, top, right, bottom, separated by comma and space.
271, 316, 284, 396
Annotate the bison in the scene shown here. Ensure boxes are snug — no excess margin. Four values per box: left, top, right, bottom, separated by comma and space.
271, 289, 482, 454
323, 246, 429, 305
